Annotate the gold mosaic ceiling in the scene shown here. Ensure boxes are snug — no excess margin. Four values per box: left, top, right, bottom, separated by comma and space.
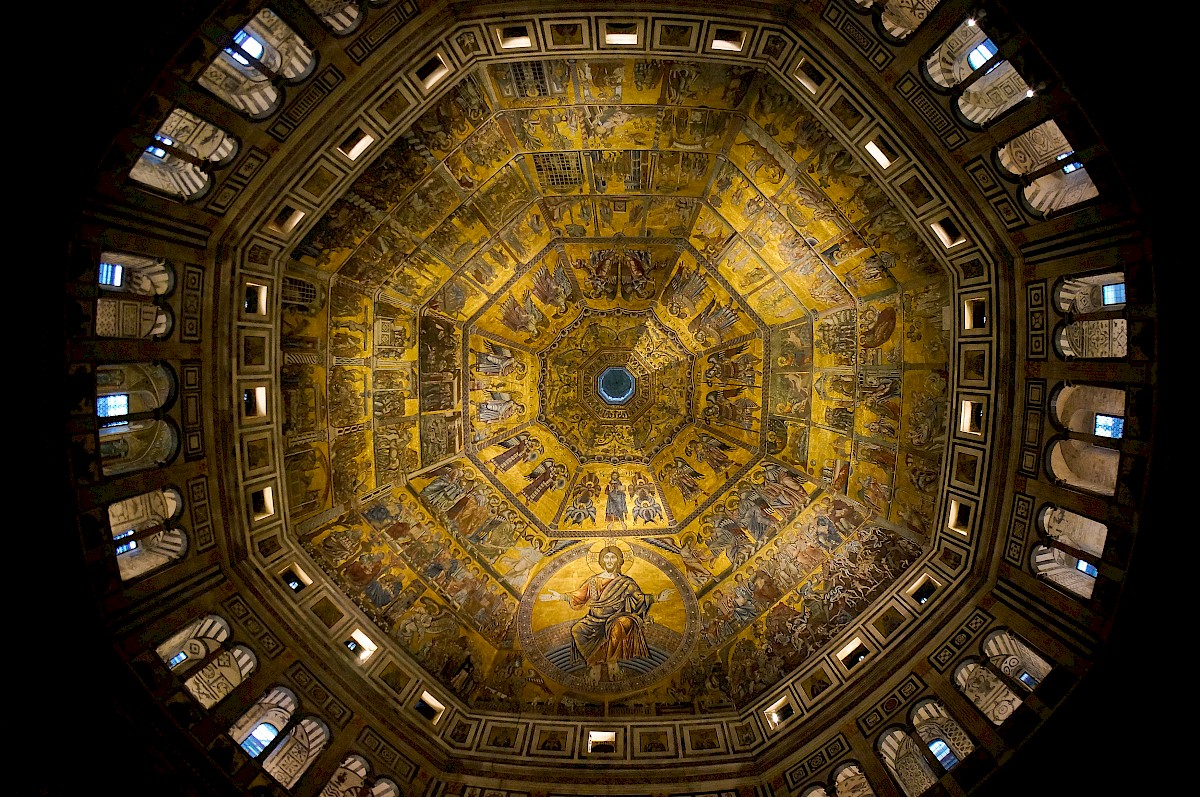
283, 58, 951, 713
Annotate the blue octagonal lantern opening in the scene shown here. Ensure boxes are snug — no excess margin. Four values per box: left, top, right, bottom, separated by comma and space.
597, 366, 635, 405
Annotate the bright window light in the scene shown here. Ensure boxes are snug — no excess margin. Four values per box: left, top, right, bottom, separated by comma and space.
929, 738, 959, 769
97, 394, 130, 418
1018, 671, 1039, 688
228, 30, 264, 66
167, 651, 188, 668
98, 262, 124, 287
1102, 283, 1126, 305
1075, 559, 1099, 578
146, 134, 173, 159
240, 722, 278, 757
1094, 414, 1124, 439
114, 529, 138, 555
967, 39, 997, 70
1056, 152, 1083, 173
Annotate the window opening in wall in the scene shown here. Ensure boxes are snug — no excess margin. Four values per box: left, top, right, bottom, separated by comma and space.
1075, 560, 1099, 578
966, 38, 997, 70
345, 629, 377, 662
97, 393, 130, 418
1018, 671, 1039, 688
1094, 414, 1124, 439
913, 580, 937, 604
604, 22, 639, 45
227, 30, 264, 66
98, 262, 124, 287
114, 529, 139, 555
240, 722, 279, 757
167, 650, 188, 668
588, 730, 616, 753
1055, 152, 1083, 173
928, 738, 959, 769
415, 691, 445, 723
282, 567, 309, 592
1102, 283, 1126, 306
146, 134, 173, 159
765, 696, 795, 728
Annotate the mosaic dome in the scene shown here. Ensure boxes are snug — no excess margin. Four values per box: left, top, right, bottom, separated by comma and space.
290, 60, 949, 711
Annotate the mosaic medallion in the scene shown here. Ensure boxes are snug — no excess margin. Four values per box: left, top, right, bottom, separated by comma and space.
518, 540, 699, 694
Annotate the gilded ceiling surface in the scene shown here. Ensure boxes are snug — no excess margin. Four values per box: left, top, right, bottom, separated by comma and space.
283, 58, 950, 714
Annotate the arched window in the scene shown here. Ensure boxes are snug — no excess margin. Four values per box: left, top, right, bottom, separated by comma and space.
97, 363, 180, 477
231, 687, 298, 757
303, 0, 363, 35
155, 614, 231, 673
182, 644, 258, 708
1031, 542, 1097, 598
232, 687, 329, 787
370, 779, 401, 797
953, 658, 1021, 725
834, 762, 877, 796
911, 699, 973, 771
320, 754, 370, 797
1054, 317, 1126, 360
1053, 271, 1126, 314
1052, 383, 1127, 442
981, 629, 1052, 690
1039, 504, 1108, 565
263, 716, 330, 787
924, 18, 1032, 127
878, 727, 938, 797
1046, 437, 1119, 497
106, 486, 187, 580
198, 8, 316, 118
853, 0, 944, 41
95, 250, 175, 339
997, 120, 1099, 216
129, 108, 237, 201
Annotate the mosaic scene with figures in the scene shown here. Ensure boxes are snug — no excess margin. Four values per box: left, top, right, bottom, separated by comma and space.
289, 59, 946, 711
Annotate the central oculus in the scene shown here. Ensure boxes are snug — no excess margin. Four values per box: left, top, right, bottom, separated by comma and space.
597, 366, 635, 405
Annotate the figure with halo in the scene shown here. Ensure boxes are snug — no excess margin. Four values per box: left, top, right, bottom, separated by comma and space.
540, 545, 675, 681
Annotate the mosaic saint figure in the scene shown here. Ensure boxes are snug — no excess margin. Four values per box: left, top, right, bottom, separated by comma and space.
605, 471, 628, 523
539, 546, 675, 679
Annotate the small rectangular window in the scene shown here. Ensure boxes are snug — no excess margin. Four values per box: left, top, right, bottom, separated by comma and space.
837, 638, 870, 669
765, 696, 795, 728
415, 55, 450, 89
1075, 559, 1099, 577
281, 565, 312, 593
1018, 671, 1039, 688
337, 128, 375, 160
931, 217, 966, 249
710, 28, 746, 52
250, 486, 275, 521
243, 282, 268, 315
97, 394, 130, 418
864, 137, 898, 169
1102, 283, 1126, 305
98, 262, 124, 287
794, 58, 826, 94
415, 691, 446, 723
167, 651, 188, 668
498, 24, 532, 49
1094, 414, 1124, 439
604, 22, 639, 45
587, 730, 617, 753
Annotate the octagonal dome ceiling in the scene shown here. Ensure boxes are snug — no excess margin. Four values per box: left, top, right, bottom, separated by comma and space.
284, 58, 950, 712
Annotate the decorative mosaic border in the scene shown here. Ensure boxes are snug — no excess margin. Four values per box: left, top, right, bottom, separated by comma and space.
928, 606, 993, 673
